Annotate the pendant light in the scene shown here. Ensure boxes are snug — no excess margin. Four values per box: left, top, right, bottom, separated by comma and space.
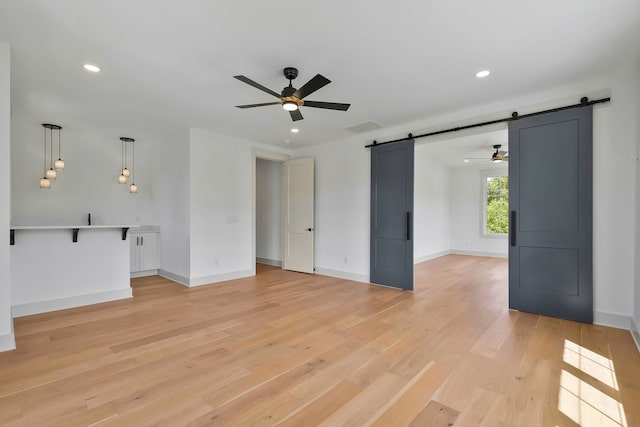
129, 138, 137, 193
39, 125, 50, 189
40, 124, 62, 188
118, 137, 132, 184
54, 125, 65, 170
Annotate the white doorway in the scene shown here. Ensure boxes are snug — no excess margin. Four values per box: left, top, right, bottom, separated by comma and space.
256, 158, 284, 267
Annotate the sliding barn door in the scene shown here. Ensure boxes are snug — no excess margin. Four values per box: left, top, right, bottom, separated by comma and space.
509, 107, 593, 323
370, 139, 414, 290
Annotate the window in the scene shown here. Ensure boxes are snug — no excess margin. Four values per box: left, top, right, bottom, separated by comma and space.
483, 173, 508, 235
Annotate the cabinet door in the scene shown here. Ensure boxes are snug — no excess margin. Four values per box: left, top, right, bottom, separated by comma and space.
129, 235, 139, 273
139, 233, 159, 271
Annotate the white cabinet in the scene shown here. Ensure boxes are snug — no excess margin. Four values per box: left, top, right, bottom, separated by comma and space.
130, 232, 159, 275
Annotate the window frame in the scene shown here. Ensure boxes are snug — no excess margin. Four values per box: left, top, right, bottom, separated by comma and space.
480, 169, 509, 239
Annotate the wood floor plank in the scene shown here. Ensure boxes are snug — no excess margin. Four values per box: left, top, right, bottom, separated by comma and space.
0, 256, 637, 426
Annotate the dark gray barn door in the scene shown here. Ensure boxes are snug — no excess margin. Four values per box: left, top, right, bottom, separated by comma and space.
370, 139, 414, 290
509, 107, 593, 323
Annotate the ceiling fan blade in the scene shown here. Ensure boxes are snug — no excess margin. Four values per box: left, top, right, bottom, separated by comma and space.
290, 109, 303, 121
233, 75, 281, 98
294, 74, 331, 99
304, 100, 350, 111
236, 102, 280, 109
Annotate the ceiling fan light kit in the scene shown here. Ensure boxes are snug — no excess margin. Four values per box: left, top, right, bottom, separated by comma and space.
234, 67, 350, 122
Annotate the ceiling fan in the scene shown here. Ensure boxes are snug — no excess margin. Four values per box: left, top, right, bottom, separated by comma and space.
234, 67, 350, 122
464, 144, 509, 163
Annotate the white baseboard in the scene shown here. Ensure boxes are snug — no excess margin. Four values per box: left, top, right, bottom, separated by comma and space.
131, 269, 159, 278
158, 269, 190, 287
0, 333, 16, 352
11, 288, 133, 318
631, 318, 640, 353
450, 249, 508, 259
414, 250, 451, 264
314, 267, 369, 284
256, 257, 282, 267
188, 268, 254, 287
593, 311, 632, 330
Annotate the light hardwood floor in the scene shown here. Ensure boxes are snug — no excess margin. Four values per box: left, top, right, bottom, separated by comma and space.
1, 255, 638, 426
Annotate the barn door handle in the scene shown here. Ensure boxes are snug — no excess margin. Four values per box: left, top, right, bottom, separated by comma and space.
510, 211, 516, 246
406, 212, 411, 240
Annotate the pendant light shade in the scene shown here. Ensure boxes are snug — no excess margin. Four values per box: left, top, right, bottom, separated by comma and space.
40, 124, 62, 189
46, 168, 57, 180
122, 168, 130, 177
129, 183, 138, 193
118, 174, 128, 184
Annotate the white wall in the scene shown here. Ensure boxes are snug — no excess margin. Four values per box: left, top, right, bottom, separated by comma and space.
188, 128, 291, 285
256, 158, 282, 264
414, 144, 451, 261
11, 114, 157, 226
449, 164, 509, 257
296, 139, 371, 282
591, 64, 637, 327
0, 42, 14, 351
634, 57, 640, 339
153, 129, 190, 281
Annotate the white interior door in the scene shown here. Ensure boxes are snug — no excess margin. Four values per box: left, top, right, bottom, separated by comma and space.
283, 157, 314, 273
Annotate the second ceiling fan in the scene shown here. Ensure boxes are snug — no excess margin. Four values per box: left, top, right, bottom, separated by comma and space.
234, 67, 350, 122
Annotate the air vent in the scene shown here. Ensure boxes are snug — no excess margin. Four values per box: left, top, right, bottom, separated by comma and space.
345, 120, 383, 133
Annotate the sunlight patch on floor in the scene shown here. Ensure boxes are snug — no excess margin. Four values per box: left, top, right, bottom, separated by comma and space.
558, 340, 626, 427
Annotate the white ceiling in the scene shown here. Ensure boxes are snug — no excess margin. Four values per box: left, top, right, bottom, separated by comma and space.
1, 1, 639, 148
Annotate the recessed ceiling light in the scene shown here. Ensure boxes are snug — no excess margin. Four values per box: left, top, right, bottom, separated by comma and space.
476, 70, 490, 78
84, 64, 101, 73
463, 159, 470, 163
290, 128, 299, 133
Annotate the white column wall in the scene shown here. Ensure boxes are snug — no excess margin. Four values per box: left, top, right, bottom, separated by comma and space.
0, 42, 14, 351
153, 129, 191, 283
634, 57, 640, 342
414, 145, 451, 262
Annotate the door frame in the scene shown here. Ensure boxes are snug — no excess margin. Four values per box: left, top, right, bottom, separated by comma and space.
251, 149, 290, 276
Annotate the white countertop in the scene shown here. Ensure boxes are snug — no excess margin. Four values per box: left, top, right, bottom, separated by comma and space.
11, 225, 140, 230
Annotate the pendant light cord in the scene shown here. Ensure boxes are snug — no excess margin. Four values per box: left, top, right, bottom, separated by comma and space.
58, 128, 61, 159
43, 127, 46, 174
132, 140, 135, 182
49, 128, 53, 169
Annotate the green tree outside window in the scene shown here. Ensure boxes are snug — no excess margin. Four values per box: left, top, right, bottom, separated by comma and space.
486, 176, 508, 234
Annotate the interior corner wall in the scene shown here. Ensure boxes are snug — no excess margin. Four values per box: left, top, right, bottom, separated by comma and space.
153, 129, 190, 282
256, 158, 282, 264
414, 144, 451, 262
0, 42, 14, 351
449, 164, 509, 257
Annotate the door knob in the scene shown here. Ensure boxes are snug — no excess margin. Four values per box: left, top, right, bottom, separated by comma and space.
307, 228, 313, 231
